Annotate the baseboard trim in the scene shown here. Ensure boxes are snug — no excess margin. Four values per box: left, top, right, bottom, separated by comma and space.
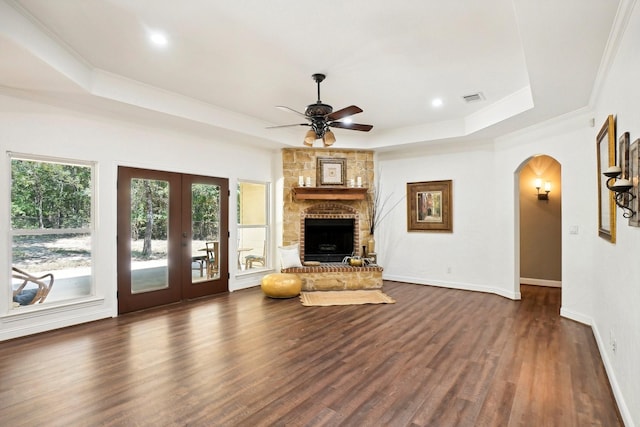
591, 321, 635, 427
383, 274, 521, 300
559, 307, 591, 325
0, 309, 112, 342
520, 277, 561, 287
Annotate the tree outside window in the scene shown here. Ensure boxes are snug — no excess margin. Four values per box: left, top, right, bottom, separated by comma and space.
10, 155, 94, 308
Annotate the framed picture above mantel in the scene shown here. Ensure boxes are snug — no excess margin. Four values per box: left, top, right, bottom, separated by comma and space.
316, 157, 346, 186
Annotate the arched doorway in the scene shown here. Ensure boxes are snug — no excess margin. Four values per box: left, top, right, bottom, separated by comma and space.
517, 155, 562, 292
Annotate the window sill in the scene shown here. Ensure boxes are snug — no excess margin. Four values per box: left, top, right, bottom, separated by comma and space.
2, 296, 105, 322
235, 267, 274, 278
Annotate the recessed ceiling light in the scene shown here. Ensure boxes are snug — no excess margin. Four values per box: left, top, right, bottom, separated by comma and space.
149, 32, 168, 47
431, 98, 443, 108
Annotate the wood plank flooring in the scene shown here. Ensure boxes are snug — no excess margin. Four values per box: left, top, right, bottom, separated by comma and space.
0, 282, 621, 426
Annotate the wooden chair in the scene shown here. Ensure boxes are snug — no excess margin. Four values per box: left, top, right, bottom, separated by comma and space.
245, 242, 266, 270
205, 241, 219, 278
191, 254, 207, 277
11, 267, 54, 305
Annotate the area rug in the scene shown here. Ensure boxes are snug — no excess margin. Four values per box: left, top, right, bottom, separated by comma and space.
300, 290, 395, 307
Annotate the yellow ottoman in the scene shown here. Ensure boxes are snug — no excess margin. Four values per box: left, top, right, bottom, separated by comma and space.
261, 273, 302, 298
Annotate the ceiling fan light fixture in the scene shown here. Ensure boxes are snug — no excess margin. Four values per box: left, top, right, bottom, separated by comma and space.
303, 129, 317, 146
271, 73, 373, 147
322, 130, 336, 147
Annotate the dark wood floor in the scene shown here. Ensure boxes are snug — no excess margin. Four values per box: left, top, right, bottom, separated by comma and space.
0, 282, 621, 426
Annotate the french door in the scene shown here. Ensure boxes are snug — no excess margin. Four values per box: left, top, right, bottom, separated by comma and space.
117, 167, 228, 314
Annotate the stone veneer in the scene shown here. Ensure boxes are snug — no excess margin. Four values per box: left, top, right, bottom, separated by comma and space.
282, 263, 383, 291
282, 148, 381, 290
282, 148, 375, 247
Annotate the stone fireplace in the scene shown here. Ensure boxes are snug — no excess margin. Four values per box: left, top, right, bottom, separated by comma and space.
282, 148, 373, 246
281, 148, 383, 291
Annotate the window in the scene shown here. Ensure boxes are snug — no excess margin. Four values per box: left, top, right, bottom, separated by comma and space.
237, 181, 269, 273
10, 155, 94, 309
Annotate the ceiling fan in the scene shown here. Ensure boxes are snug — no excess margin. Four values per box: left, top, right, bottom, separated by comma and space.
269, 73, 373, 147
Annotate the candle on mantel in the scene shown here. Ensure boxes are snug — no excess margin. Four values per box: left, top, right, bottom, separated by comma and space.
356, 176, 362, 187
298, 176, 304, 187
305, 177, 312, 187
349, 178, 355, 187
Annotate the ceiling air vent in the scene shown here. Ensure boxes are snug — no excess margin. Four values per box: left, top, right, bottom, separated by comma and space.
462, 92, 485, 103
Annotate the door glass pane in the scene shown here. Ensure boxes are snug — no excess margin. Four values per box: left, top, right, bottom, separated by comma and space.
191, 183, 221, 282
130, 178, 169, 293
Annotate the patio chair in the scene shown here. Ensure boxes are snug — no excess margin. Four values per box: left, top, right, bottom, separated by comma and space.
205, 241, 219, 277
11, 267, 54, 305
245, 242, 266, 270
192, 253, 207, 277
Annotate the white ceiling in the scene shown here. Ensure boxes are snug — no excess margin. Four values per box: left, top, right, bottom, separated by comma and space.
0, 0, 621, 151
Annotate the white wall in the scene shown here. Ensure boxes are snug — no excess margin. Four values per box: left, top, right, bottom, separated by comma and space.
376, 4, 640, 423
0, 94, 277, 341
377, 143, 515, 297
589, 2, 640, 424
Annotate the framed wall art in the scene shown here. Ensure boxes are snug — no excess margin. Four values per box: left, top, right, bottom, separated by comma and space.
407, 180, 452, 232
316, 157, 346, 186
596, 114, 616, 243
629, 138, 640, 227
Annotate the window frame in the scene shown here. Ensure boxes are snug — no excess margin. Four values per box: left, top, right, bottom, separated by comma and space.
236, 180, 271, 275
8, 152, 96, 310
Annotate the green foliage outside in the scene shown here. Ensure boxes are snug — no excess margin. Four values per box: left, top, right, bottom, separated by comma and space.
191, 183, 220, 241
11, 159, 92, 270
11, 159, 91, 229
11, 159, 221, 264
129, 180, 220, 258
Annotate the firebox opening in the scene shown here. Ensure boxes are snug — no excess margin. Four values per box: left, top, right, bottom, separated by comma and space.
304, 218, 355, 262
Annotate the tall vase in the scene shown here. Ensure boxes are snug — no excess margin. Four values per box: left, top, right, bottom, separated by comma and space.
367, 236, 376, 255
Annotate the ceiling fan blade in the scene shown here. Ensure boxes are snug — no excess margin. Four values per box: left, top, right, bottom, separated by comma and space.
329, 122, 373, 132
266, 123, 309, 129
327, 105, 363, 121
276, 105, 308, 118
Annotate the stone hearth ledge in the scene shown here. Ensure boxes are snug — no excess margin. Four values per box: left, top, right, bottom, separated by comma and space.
281, 263, 383, 291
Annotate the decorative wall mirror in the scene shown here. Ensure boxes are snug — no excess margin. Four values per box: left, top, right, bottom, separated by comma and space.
596, 114, 616, 242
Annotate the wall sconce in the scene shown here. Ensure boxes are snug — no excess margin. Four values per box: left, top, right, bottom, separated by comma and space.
603, 166, 636, 218
534, 178, 551, 200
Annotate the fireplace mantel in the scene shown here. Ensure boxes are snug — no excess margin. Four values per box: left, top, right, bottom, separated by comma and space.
292, 186, 368, 200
